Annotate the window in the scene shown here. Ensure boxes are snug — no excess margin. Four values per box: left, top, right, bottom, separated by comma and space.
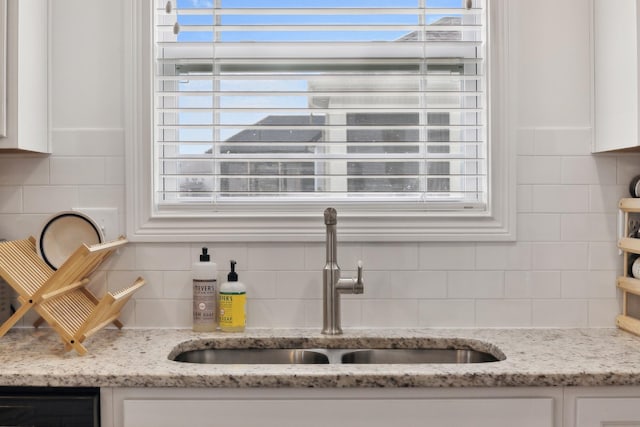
125, 0, 514, 241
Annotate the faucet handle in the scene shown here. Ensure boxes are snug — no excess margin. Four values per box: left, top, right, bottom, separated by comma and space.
336, 260, 364, 295
355, 260, 364, 294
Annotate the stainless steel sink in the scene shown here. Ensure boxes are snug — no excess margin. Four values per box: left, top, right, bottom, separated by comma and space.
171, 347, 502, 365
340, 348, 499, 364
173, 348, 330, 364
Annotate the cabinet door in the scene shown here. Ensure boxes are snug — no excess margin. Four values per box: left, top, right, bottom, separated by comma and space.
577, 398, 640, 427
0, 0, 49, 153
593, 0, 640, 152
123, 397, 553, 427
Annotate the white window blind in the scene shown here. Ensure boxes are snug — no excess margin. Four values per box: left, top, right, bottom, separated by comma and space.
153, 0, 487, 212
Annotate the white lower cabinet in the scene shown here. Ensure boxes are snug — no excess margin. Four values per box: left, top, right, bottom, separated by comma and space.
104, 388, 559, 427
576, 398, 640, 427
566, 387, 640, 427
103, 386, 640, 427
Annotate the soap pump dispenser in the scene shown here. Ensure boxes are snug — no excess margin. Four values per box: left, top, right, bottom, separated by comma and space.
218, 260, 246, 332
192, 247, 217, 332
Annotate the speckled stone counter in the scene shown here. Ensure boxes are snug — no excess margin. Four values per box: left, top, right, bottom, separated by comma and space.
2, 327, 640, 388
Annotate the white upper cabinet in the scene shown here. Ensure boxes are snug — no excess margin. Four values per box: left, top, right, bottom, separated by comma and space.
593, 0, 640, 152
0, 0, 49, 153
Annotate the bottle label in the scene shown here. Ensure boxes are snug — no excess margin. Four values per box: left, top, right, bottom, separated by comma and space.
193, 279, 217, 326
219, 292, 246, 329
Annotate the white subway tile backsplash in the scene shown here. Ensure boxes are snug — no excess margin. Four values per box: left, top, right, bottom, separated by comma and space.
135, 243, 191, 271
517, 156, 562, 184
242, 271, 278, 299
588, 299, 619, 327
589, 185, 627, 213
304, 299, 362, 328
247, 243, 306, 271
476, 300, 532, 327
585, 271, 617, 298
247, 299, 306, 328
163, 271, 192, 299
504, 271, 561, 299
77, 186, 125, 211
23, 186, 78, 213
0, 157, 49, 186
362, 300, 418, 327
561, 271, 617, 299
533, 128, 592, 156
516, 128, 535, 155
530, 271, 563, 298
51, 157, 106, 185
1, 125, 629, 329
0, 214, 48, 241
390, 271, 447, 299
517, 185, 534, 213
419, 243, 475, 270
560, 213, 617, 242
276, 271, 322, 299
105, 157, 125, 185
532, 300, 588, 327
418, 300, 475, 327
517, 214, 561, 242
303, 300, 322, 328
362, 243, 418, 271
616, 154, 640, 186
588, 243, 620, 270
336, 299, 363, 328
532, 242, 589, 270
51, 129, 125, 157
561, 156, 617, 185
475, 243, 532, 270
447, 271, 504, 299
532, 185, 589, 213
504, 271, 532, 299
560, 271, 589, 299
135, 299, 191, 328
0, 187, 22, 214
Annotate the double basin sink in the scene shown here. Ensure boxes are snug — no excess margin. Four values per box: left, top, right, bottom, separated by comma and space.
170, 338, 505, 365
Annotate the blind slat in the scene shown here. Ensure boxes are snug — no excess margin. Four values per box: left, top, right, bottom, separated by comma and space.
158, 7, 483, 15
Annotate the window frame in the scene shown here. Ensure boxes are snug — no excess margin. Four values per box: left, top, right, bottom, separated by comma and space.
124, 0, 515, 242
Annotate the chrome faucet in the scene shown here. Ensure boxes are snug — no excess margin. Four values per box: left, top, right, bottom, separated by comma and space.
322, 207, 364, 335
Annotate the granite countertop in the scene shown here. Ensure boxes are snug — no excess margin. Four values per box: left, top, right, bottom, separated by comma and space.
2, 327, 640, 388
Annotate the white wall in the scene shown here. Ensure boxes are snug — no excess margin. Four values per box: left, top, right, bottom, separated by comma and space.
0, 0, 633, 329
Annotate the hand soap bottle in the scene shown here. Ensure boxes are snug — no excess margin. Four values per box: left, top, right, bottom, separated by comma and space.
218, 260, 246, 332
192, 247, 217, 332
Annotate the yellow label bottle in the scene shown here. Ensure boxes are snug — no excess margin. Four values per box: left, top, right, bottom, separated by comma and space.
218, 260, 246, 332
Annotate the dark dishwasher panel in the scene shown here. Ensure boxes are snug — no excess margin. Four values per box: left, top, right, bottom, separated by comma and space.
0, 387, 99, 427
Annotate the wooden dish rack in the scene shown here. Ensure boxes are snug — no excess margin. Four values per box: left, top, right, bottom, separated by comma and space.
0, 236, 145, 355
617, 198, 640, 335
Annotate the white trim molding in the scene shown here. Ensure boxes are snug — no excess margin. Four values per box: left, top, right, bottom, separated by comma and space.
124, 0, 515, 242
